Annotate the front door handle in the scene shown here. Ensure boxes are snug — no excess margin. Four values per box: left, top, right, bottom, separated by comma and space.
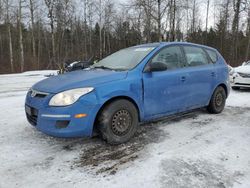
211, 72, 215, 77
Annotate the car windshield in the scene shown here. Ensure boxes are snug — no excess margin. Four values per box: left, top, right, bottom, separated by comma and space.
91, 46, 156, 71
242, 61, 250, 66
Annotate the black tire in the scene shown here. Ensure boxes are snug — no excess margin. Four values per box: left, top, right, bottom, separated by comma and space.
232, 86, 240, 90
207, 86, 226, 114
97, 99, 139, 144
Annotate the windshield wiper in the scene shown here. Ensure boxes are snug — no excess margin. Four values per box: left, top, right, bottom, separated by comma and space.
93, 65, 114, 70
91, 65, 128, 71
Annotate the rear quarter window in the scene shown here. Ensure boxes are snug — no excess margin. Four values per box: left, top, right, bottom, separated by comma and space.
183, 46, 209, 67
205, 49, 218, 63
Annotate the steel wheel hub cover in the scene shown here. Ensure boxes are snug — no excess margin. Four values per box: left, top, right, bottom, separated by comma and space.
111, 109, 132, 136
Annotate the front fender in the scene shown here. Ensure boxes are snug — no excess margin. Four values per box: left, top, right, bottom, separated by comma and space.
94, 78, 144, 121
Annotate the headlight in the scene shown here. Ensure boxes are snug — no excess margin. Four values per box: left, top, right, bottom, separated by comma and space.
229, 69, 235, 76
49, 87, 94, 106
233, 72, 239, 78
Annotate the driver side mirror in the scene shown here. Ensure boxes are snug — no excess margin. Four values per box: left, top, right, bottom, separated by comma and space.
144, 62, 168, 72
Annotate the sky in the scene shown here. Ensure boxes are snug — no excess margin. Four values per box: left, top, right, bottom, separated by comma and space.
4, 0, 248, 32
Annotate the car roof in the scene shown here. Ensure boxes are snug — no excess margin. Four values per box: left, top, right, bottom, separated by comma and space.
132, 42, 161, 48
133, 42, 217, 52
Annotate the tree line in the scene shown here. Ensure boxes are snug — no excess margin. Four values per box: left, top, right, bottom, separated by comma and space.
0, 0, 250, 73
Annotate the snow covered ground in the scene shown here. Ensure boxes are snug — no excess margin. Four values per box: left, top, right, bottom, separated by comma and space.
0, 71, 250, 188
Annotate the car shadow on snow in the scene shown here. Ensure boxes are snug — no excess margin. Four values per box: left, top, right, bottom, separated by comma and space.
70, 110, 203, 175
72, 124, 167, 175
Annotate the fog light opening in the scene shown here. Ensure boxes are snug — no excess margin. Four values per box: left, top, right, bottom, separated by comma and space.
74, 113, 87, 118
55, 120, 70, 129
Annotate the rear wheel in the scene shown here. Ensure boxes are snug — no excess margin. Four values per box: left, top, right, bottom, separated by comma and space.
207, 86, 226, 114
97, 99, 138, 144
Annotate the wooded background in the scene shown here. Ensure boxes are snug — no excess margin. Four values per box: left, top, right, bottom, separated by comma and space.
0, 0, 250, 73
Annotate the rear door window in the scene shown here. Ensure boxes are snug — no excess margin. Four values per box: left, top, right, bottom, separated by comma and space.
205, 49, 218, 63
183, 46, 209, 67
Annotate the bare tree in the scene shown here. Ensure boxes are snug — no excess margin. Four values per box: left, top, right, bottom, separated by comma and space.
224, 0, 230, 32
103, 0, 115, 55
245, 2, 250, 61
185, 0, 190, 34
205, 0, 210, 43
231, 0, 242, 65
0, 0, 3, 21
87, 0, 94, 56
96, 0, 104, 58
44, 0, 56, 68
29, 0, 36, 67
4, 0, 14, 72
191, 0, 197, 33
83, 0, 88, 59
155, 0, 168, 41
0, 0, 4, 60
169, 0, 177, 41
18, 0, 24, 72
37, 18, 42, 68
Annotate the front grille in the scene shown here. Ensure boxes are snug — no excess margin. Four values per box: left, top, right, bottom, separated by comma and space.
29, 89, 49, 98
235, 83, 250, 86
34, 93, 47, 98
238, 72, 250, 78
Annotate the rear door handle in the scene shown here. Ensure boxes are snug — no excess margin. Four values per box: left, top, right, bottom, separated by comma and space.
181, 76, 186, 82
211, 72, 215, 77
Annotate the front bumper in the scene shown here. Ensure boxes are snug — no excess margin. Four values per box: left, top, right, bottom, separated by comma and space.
25, 91, 101, 137
230, 76, 250, 88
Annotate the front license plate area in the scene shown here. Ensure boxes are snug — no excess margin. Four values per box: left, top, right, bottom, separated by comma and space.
25, 105, 38, 126
25, 105, 32, 115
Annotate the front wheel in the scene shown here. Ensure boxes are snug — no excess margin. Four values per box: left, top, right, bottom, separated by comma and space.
97, 99, 139, 144
207, 86, 226, 114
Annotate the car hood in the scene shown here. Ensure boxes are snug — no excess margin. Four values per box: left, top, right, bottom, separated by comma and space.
235, 66, 250, 74
32, 69, 128, 93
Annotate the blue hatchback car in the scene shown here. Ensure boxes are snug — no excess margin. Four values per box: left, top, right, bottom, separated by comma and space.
25, 42, 230, 144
